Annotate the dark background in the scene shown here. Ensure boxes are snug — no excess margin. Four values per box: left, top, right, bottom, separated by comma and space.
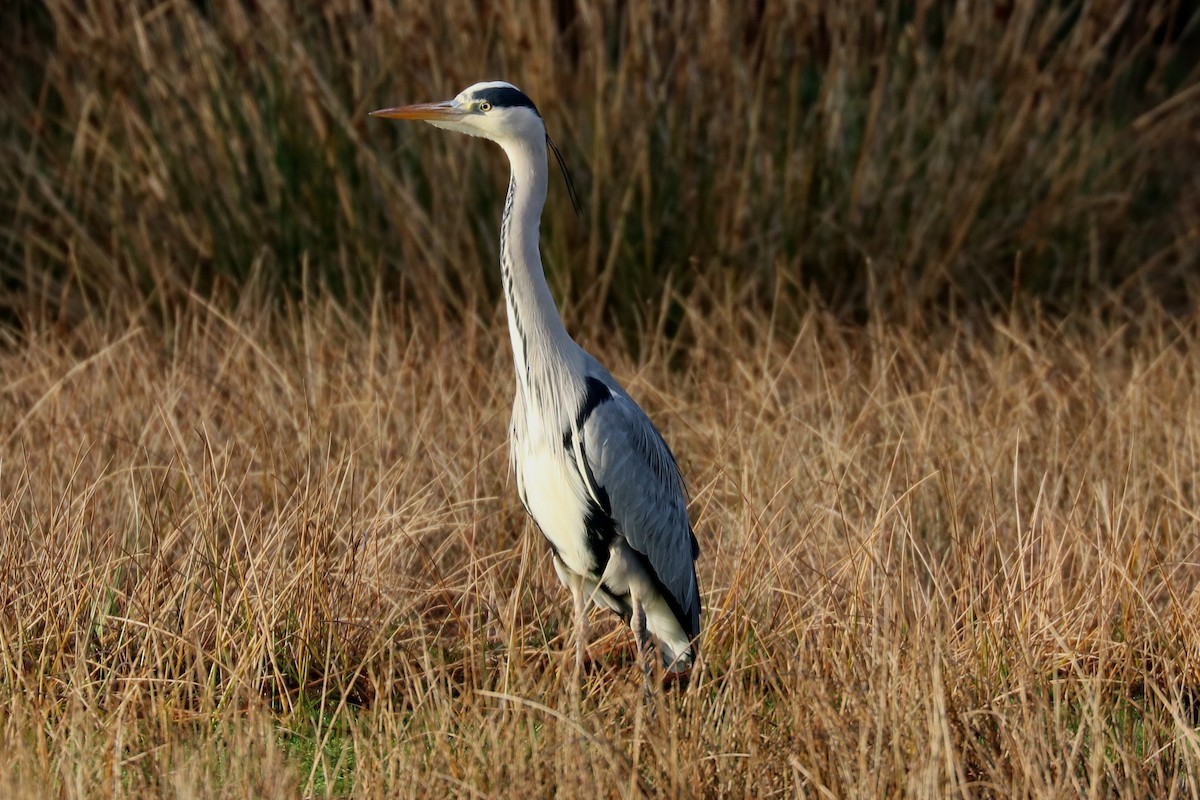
3, 0, 1198, 332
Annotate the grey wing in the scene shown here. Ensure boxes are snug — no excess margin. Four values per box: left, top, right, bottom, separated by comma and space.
575, 379, 701, 638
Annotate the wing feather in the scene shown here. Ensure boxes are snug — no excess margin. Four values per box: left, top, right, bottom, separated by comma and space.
576, 383, 701, 638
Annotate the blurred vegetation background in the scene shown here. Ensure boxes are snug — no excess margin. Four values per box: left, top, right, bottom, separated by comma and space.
2, 0, 1198, 333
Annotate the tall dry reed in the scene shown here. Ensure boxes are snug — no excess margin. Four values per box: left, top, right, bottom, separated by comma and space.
2, 1, 1197, 328
2, 287, 1198, 797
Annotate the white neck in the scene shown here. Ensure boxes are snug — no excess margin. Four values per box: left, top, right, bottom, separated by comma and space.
497, 136, 576, 389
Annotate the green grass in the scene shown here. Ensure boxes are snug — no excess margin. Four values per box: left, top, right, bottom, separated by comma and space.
277, 703, 358, 797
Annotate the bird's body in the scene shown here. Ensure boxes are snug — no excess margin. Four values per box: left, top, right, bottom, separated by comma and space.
372, 82, 700, 676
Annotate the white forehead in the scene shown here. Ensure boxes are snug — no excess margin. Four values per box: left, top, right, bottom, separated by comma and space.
457, 80, 522, 101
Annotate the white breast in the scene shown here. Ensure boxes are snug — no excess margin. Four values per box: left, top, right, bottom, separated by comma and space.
518, 442, 594, 576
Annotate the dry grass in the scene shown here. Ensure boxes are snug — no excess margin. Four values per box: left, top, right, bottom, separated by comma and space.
2, 287, 1199, 797
3, 1, 1200, 797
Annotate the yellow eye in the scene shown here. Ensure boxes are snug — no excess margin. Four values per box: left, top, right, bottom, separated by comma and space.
479, 101, 492, 112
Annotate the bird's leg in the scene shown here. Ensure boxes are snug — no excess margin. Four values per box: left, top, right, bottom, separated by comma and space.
571, 573, 588, 683
630, 593, 656, 714
563, 572, 588, 716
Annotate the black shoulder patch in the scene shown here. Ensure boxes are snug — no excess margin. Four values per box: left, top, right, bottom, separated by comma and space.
575, 377, 612, 431
475, 86, 540, 115
561, 377, 613, 452
562, 377, 615, 518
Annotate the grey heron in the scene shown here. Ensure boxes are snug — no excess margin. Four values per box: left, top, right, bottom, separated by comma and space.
371, 82, 700, 690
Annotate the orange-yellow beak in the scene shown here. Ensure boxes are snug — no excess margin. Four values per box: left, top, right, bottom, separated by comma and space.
369, 101, 463, 121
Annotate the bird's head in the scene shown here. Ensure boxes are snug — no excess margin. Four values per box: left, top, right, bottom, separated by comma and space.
370, 81, 545, 145
371, 81, 582, 215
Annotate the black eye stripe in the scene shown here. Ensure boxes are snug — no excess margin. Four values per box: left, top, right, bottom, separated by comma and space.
472, 87, 540, 116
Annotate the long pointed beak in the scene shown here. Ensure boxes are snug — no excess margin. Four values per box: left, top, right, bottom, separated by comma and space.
369, 101, 462, 121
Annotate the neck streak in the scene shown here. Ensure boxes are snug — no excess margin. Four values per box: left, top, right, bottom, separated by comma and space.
497, 137, 574, 391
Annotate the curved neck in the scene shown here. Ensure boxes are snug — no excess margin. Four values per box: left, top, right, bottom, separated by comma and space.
498, 136, 575, 386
